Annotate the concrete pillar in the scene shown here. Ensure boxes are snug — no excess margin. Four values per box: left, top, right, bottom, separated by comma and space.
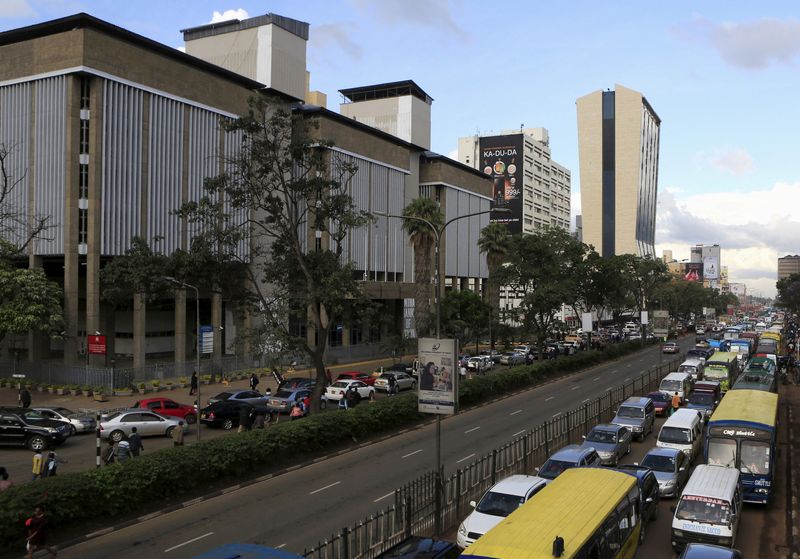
62, 76, 81, 365
174, 288, 187, 363
212, 291, 222, 364
241, 309, 253, 361
86, 75, 104, 368
133, 292, 146, 370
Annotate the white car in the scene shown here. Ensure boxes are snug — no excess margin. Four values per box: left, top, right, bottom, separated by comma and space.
456, 474, 547, 548
324, 380, 375, 402
466, 357, 487, 374
34, 406, 97, 435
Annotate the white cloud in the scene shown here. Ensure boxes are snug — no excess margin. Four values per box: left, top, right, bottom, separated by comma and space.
707, 148, 755, 176
310, 22, 362, 60
0, 0, 36, 18
351, 0, 467, 40
447, 148, 458, 160
209, 9, 249, 24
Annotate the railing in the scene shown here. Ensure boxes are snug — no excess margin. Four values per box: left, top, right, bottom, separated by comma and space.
303, 355, 682, 558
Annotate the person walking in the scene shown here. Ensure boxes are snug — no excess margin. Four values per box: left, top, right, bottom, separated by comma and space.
290, 403, 304, 420
249, 372, 259, 391
189, 371, 198, 396
103, 440, 116, 466
172, 421, 185, 446
31, 450, 45, 481
20, 387, 31, 409
388, 374, 397, 396
115, 439, 131, 463
43, 451, 66, 477
238, 405, 250, 433
670, 392, 682, 416
325, 368, 333, 386
128, 427, 144, 457
25, 505, 57, 559
0, 466, 13, 492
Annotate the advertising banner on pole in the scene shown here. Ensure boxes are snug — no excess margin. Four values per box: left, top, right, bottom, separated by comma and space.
200, 325, 214, 354
480, 134, 524, 233
652, 310, 670, 338
581, 312, 593, 334
418, 338, 457, 415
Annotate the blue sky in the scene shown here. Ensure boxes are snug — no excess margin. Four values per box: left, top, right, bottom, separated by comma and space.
3, 0, 799, 296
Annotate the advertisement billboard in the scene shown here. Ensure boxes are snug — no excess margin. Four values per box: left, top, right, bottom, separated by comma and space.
683, 262, 703, 282
703, 256, 719, 279
652, 310, 670, 339
480, 135, 524, 233
418, 338, 458, 415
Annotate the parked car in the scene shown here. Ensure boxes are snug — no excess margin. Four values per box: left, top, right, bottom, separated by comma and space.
498, 352, 525, 366
100, 409, 186, 442
376, 537, 459, 559
131, 397, 198, 424
374, 372, 416, 392
456, 474, 547, 549
200, 400, 270, 430
33, 406, 96, 435
207, 389, 269, 406
0, 407, 71, 450
536, 444, 602, 483
466, 357, 487, 374
647, 391, 671, 416
635, 446, 690, 497
610, 396, 656, 441
678, 544, 742, 559
267, 387, 312, 414
280, 377, 317, 390
579, 424, 632, 466
480, 350, 502, 364
324, 380, 375, 402
663, 341, 681, 354
337, 371, 376, 386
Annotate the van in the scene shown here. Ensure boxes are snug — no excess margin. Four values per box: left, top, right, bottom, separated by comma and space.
611, 396, 655, 441
657, 408, 704, 462
678, 359, 705, 381
671, 465, 742, 552
659, 372, 694, 403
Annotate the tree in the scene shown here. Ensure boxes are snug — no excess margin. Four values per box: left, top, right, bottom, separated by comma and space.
177, 96, 372, 413
100, 237, 170, 306
478, 222, 511, 349
440, 289, 491, 353
496, 227, 587, 359
0, 143, 50, 254
402, 197, 443, 338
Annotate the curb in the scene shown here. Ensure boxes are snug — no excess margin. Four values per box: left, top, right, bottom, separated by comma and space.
789, 405, 799, 559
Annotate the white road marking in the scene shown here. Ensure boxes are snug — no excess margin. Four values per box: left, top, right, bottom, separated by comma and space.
165, 532, 214, 553
374, 491, 395, 503
464, 426, 481, 434
402, 449, 423, 459
275, 544, 287, 549
510, 409, 523, 416
457, 453, 476, 464
309, 481, 341, 495
512, 430, 526, 437
545, 396, 555, 401
571, 385, 580, 390
593, 377, 600, 381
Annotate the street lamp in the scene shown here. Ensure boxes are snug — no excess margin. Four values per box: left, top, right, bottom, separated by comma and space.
379, 205, 510, 534
164, 276, 201, 443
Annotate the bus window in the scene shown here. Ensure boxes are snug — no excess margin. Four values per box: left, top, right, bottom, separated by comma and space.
707, 438, 737, 467
740, 441, 770, 475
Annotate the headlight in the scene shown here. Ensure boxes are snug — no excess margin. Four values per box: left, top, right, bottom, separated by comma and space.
717, 537, 731, 545
663, 479, 676, 487
632, 425, 643, 432
458, 523, 467, 536
598, 451, 612, 458
673, 529, 684, 537
45, 427, 57, 433
755, 488, 769, 494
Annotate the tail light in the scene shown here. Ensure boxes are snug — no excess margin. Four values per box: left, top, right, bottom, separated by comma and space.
209, 412, 215, 419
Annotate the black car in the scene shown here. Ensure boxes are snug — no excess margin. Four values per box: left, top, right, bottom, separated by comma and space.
0, 407, 71, 450
615, 465, 660, 541
376, 537, 459, 559
679, 544, 742, 559
199, 400, 271, 430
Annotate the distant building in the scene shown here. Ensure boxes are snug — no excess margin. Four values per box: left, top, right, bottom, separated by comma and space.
576, 84, 660, 257
690, 244, 722, 289
574, 214, 583, 242
778, 255, 800, 280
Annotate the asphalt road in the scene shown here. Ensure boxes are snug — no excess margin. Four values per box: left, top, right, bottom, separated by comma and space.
55, 340, 699, 559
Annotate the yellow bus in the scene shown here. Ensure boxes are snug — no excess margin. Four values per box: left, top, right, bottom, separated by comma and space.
461, 468, 640, 559
704, 351, 740, 391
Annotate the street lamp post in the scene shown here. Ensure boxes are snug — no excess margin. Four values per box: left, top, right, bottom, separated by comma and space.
380, 206, 510, 534
165, 277, 201, 443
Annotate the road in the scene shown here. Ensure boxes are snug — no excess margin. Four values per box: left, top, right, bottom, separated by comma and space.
56, 340, 698, 558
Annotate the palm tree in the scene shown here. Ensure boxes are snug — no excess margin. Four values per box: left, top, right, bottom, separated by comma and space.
402, 197, 444, 338
478, 222, 511, 348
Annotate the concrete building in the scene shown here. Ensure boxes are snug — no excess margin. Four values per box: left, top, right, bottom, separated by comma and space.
457, 128, 571, 233
576, 84, 660, 257
778, 255, 800, 280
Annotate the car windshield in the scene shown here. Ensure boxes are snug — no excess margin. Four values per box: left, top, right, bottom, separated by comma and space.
641, 453, 677, 473
740, 441, 770, 475
676, 495, 731, 524
475, 491, 525, 517
707, 439, 737, 468
648, 393, 669, 403
661, 379, 683, 391
379, 374, 395, 379
104, 412, 121, 421
616, 406, 643, 419
274, 390, 293, 399
691, 392, 715, 406
21, 410, 46, 420
539, 459, 574, 480
704, 366, 728, 380
52, 407, 75, 415
331, 381, 350, 389
659, 426, 691, 444
586, 430, 616, 444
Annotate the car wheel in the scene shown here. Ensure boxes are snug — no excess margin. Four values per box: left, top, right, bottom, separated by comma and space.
185, 413, 197, 425
165, 426, 176, 439
110, 430, 125, 443
27, 435, 48, 451
69, 424, 78, 436
320, 399, 327, 410
638, 521, 646, 544
368, 391, 375, 401
222, 419, 234, 430
411, 381, 416, 390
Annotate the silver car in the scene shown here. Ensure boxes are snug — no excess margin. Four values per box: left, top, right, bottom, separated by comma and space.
579, 423, 632, 466
637, 446, 691, 498
100, 409, 186, 442
34, 407, 97, 435
499, 352, 525, 366
374, 372, 416, 392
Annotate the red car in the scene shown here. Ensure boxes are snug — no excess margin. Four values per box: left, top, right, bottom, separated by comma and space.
337, 371, 376, 386
132, 397, 197, 424
646, 391, 671, 416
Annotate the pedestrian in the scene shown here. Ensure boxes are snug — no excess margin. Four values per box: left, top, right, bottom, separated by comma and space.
0, 466, 13, 492
264, 387, 272, 397
345, 385, 361, 408
20, 387, 31, 408
249, 372, 259, 391
325, 368, 333, 386
43, 451, 66, 477
671, 391, 681, 416
189, 371, 198, 395
172, 421, 185, 446
25, 505, 57, 559
128, 427, 144, 457
115, 439, 131, 463
388, 374, 397, 396
251, 409, 266, 429
302, 394, 311, 412
238, 405, 250, 433
103, 440, 116, 466
290, 403, 304, 420
338, 394, 348, 410
31, 450, 45, 481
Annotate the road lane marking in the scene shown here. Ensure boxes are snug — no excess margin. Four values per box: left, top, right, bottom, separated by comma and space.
276, 544, 287, 549
374, 491, 395, 503
165, 532, 214, 553
510, 409, 523, 416
464, 426, 481, 434
512, 430, 526, 437
593, 377, 600, 381
545, 396, 555, 401
457, 453, 476, 464
402, 449, 423, 459
571, 385, 580, 390
309, 481, 341, 495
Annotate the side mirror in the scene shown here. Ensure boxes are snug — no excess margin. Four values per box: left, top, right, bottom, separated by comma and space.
679, 467, 686, 472
633, 462, 639, 466
581, 435, 587, 440
535, 467, 540, 473
469, 500, 476, 508
645, 497, 654, 503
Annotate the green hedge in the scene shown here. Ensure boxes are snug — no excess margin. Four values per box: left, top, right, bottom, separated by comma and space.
0, 339, 654, 549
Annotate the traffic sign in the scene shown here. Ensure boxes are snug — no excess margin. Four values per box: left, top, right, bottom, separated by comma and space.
87, 335, 107, 355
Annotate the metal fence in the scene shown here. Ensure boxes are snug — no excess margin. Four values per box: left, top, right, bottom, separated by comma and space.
303, 355, 683, 558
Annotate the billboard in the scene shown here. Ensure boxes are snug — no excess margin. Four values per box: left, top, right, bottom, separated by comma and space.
417, 338, 458, 415
480, 135, 524, 233
652, 310, 670, 339
683, 262, 703, 282
703, 256, 719, 279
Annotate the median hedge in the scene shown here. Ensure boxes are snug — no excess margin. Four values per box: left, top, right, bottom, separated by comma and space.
0, 339, 654, 549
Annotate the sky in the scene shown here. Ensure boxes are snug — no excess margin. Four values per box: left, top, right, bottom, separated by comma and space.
2, 1, 799, 297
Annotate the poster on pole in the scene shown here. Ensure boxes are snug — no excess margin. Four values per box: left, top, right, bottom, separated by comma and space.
581, 312, 593, 334
418, 338, 457, 415
200, 325, 214, 354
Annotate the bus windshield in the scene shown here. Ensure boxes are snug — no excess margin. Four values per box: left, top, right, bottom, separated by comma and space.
676, 495, 731, 524
707, 438, 737, 468
740, 441, 771, 475
704, 366, 728, 380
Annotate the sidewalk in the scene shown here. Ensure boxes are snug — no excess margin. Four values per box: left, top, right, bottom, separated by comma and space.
779, 381, 800, 559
